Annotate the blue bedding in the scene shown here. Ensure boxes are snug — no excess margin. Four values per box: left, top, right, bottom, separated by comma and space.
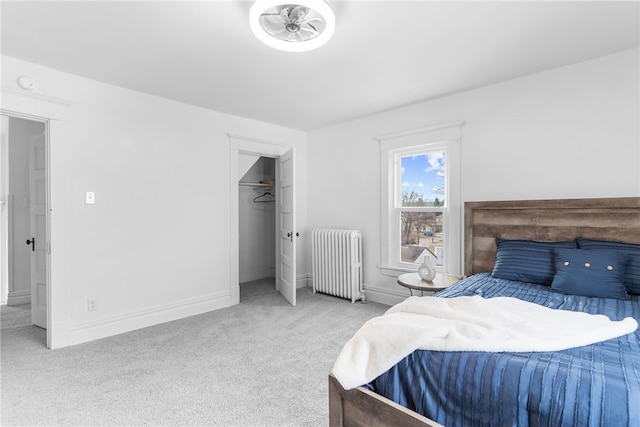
365, 273, 640, 426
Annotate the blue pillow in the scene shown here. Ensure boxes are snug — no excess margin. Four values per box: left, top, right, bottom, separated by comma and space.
491, 238, 578, 285
551, 248, 628, 300
576, 238, 640, 295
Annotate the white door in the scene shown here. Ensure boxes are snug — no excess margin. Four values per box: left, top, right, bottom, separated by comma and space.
29, 132, 47, 328
278, 148, 296, 306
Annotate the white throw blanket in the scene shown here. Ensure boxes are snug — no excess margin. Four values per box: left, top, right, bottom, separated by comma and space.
332, 295, 638, 390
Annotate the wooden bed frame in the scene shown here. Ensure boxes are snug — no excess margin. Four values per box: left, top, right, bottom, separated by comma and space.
329, 197, 640, 427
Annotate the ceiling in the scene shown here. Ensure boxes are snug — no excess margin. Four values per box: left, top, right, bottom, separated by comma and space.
1, 1, 639, 131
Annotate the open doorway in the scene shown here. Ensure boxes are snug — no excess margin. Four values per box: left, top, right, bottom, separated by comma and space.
228, 136, 297, 308
238, 156, 277, 301
1, 114, 48, 342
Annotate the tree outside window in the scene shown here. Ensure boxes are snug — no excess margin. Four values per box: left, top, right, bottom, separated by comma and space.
399, 152, 446, 265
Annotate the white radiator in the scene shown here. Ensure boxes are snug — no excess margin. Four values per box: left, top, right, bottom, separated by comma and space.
311, 229, 365, 303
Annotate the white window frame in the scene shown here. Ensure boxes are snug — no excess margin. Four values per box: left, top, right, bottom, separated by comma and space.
378, 121, 464, 278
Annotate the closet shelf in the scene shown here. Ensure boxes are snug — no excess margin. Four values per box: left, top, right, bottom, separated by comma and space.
239, 182, 275, 188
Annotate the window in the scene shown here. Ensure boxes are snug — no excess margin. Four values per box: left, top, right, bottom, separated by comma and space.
378, 122, 463, 277
397, 149, 446, 265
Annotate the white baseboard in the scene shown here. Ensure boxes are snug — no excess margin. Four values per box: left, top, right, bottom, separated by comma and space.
7, 289, 30, 306
297, 274, 308, 288
67, 291, 231, 346
361, 284, 410, 307
304, 275, 403, 306
240, 267, 274, 284
50, 319, 70, 349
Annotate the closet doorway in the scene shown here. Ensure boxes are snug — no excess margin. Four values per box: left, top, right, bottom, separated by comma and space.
228, 136, 297, 307
1, 113, 49, 343
238, 156, 277, 299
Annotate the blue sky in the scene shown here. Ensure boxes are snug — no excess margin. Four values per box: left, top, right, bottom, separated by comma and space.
401, 152, 445, 202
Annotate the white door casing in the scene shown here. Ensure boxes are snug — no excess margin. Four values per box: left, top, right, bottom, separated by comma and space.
0, 115, 8, 304
228, 135, 297, 307
278, 148, 296, 306
2, 86, 71, 348
29, 131, 47, 328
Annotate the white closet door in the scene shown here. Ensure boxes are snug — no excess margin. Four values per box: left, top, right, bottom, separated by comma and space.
29, 132, 47, 329
278, 148, 296, 306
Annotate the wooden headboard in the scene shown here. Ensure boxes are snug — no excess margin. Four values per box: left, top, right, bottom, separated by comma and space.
464, 197, 640, 276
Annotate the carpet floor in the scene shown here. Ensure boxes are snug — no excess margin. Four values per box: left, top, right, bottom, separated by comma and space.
1, 280, 388, 426
1, 303, 32, 330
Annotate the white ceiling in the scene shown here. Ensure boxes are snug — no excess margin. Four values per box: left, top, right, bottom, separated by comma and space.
1, 1, 639, 131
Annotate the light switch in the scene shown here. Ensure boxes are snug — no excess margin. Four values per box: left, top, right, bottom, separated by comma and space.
85, 191, 96, 205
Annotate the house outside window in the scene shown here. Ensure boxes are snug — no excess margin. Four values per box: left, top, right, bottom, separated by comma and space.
398, 150, 446, 266
378, 121, 463, 278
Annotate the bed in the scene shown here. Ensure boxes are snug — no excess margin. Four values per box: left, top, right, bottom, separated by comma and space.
329, 197, 640, 427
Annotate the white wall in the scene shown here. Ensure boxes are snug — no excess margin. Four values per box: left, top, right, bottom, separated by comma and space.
307, 48, 640, 305
1, 55, 307, 347
238, 185, 275, 283
7, 118, 30, 304
6, 118, 45, 305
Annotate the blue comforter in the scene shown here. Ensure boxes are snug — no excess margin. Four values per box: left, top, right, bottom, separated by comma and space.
365, 273, 640, 426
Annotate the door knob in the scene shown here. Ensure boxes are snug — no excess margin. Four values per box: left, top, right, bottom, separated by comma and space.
26, 238, 35, 252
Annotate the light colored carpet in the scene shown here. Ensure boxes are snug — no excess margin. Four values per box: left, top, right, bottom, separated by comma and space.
1, 304, 32, 330
1, 280, 388, 426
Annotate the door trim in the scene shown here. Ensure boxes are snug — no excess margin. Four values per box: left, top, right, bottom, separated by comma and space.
228, 134, 292, 305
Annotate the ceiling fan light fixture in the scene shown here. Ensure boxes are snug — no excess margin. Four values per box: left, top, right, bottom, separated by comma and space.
249, 0, 335, 52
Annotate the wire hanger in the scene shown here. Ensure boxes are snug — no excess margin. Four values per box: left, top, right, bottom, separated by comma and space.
253, 192, 276, 203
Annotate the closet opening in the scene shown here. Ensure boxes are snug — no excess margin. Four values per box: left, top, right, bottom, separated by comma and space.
229, 136, 296, 307
0, 113, 49, 347
238, 156, 277, 302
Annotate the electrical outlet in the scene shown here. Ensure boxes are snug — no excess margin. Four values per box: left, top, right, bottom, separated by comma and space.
87, 298, 98, 311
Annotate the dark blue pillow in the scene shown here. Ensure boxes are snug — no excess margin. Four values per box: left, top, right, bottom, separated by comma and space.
576, 238, 640, 295
551, 248, 628, 300
492, 238, 578, 285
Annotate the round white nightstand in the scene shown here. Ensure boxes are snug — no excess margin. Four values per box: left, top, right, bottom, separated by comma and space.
397, 273, 460, 296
